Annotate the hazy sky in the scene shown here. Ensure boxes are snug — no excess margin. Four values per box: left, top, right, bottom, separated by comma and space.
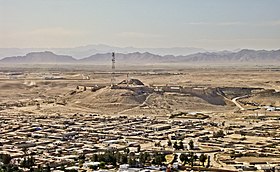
0, 0, 280, 50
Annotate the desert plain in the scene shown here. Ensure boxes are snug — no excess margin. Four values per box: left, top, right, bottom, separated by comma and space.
1, 64, 280, 171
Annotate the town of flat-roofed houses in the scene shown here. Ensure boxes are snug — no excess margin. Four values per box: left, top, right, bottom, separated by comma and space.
1, 60, 280, 172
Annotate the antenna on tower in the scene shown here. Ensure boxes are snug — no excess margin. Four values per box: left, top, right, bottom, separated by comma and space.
111, 52, 116, 87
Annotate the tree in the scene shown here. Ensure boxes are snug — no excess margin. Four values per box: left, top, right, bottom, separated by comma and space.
179, 154, 186, 164
206, 156, 211, 168
199, 154, 207, 167
103, 150, 117, 166
184, 154, 190, 165
78, 154, 86, 164
188, 140, 194, 150
20, 156, 35, 169
46, 164, 51, 172
120, 154, 128, 164
189, 152, 195, 167
128, 157, 136, 167
179, 140, 184, 150
152, 153, 165, 165
29, 156, 35, 168
143, 152, 150, 163
139, 152, 145, 166
20, 158, 27, 167
173, 141, 178, 150
89, 165, 98, 171
167, 139, 172, 147
115, 151, 121, 163
137, 145, 141, 152
0, 154, 12, 165
92, 154, 98, 162
36, 164, 43, 172
124, 148, 130, 154
99, 161, 106, 169
0, 164, 22, 172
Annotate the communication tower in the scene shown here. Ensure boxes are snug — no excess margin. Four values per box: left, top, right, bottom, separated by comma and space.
111, 52, 116, 86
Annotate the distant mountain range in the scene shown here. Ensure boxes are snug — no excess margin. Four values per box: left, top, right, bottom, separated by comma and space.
0, 44, 207, 59
0, 49, 280, 65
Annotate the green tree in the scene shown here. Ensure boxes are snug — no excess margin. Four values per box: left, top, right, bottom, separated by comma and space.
0, 154, 12, 165
167, 139, 172, 147
179, 154, 187, 164
20, 156, 35, 169
99, 162, 106, 169
59, 165, 65, 171
128, 157, 136, 167
0, 164, 23, 172
152, 153, 165, 165
115, 151, 121, 163
124, 148, 130, 154
35, 164, 43, 172
137, 145, 141, 152
139, 152, 145, 165
20, 158, 27, 168
189, 152, 195, 167
173, 141, 178, 150
188, 140, 194, 150
89, 165, 98, 170
103, 150, 117, 166
92, 154, 98, 162
199, 154, 207, 167
206, 156, 211, 168
46, 164, 51, 172
143, 152, 150, 163
120, 154, 128, 164
179, 140, 184, 150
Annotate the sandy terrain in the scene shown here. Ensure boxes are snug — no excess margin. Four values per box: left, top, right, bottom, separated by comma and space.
1, 66, 280, 116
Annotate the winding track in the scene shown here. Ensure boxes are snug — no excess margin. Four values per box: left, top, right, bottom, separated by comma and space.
216, 88, 248, 110
231, 95, 249, 111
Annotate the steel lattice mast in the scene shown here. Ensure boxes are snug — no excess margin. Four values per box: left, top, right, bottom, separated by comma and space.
111, 52, 116, 86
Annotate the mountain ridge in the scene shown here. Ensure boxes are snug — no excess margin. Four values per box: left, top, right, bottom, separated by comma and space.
1, 49, 280, 65
0, 44, 207, 59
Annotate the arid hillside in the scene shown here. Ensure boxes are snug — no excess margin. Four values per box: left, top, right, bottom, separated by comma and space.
0, 67, 279, 116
